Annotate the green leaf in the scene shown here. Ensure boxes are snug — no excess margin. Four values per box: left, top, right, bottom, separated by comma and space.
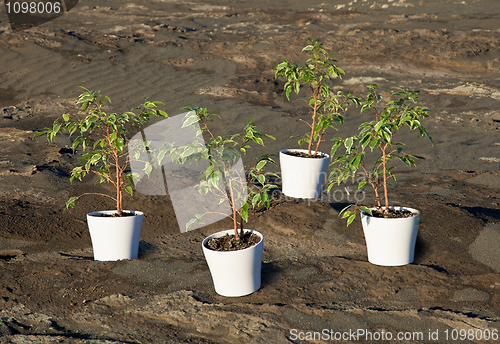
330, 139, 343, 157
186, 218, 200, 231
294, 80, 300, 94
157, 149, 167, 165
182, 111, 199, 128
374, 121, 384, 133
125, 186, 133, 196
126, 174, 135, 187
93, 139, 105, 150
157, 110, 168, 118
33, 131, 47, 140
352, 155, 361, 168
344, 137, 353, 153
347, 214, 356, 226
89, 153, 101, 164
381, 130, 391, 143
64, 197, 78, 211
254, 137, 264, 146
81, 101, 90, 111
62, 114, 69, 122
114, 138, 124, 152
71, 137, 84, 152
145, 164, 153, 177
369, 137, 380, 151
52, 123, 61, 134
359, 206, 372, 216
360, 133, 371, 149
285, 85, 292, 100
256, 160, 266, 170
241, 203, 249, 222
82, 138, 90, 151
339, 204, 353, 217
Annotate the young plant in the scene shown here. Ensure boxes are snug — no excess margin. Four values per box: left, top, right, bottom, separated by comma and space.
33, 87, 168, 215
273, 39, 360, 157
168, 107, 277, 240
328, 84, 433, 224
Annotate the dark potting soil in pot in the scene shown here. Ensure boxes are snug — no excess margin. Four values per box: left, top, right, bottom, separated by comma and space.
283, 151, 326, 159
371, 208, 417, 219
205, 231, 261, 252
90, 212, 138, 218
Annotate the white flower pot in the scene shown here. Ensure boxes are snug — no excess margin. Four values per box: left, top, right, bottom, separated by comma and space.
202, 229, 263, 297
361, 207, 420, 266
279, 149, 329, 199
87, 210, 144, 261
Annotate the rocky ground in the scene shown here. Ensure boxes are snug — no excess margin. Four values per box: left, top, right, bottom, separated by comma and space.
0, 0, 500, 343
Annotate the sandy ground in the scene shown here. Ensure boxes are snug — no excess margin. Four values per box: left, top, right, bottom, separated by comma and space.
0, 0, 500, 343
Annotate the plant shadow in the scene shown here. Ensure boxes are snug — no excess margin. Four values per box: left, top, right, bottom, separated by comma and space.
413, 235, 431, 264
328, 202, 353, 213
261, 261, 280, 287
453, 204, 500, 222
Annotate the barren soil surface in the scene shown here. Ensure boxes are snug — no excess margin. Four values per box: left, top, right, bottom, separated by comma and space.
0, 0, 500, 343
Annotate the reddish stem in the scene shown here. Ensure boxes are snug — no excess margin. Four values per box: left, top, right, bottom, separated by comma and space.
381, 142, 389, 211
308, 83, 320, 156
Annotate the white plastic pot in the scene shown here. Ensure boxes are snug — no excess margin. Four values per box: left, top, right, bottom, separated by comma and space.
202, 229, 263, 297
87, 210, 144, 261
361, 206, 420, 266
279, 149, 329, 199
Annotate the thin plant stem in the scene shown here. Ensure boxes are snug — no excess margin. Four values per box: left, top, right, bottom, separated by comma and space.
381, 142, 389, 211
307, 82, 320, 156
361, 164, 381, 208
